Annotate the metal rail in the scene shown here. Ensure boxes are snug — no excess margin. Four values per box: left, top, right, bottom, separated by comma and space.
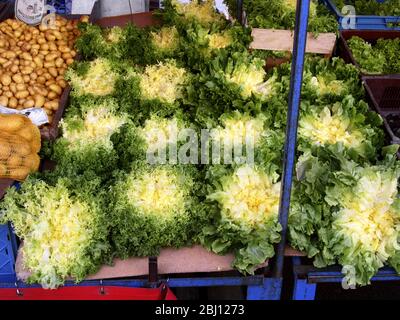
273, 0, 310, 279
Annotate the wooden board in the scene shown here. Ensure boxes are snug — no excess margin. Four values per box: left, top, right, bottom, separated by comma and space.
0, 179, 14, 200
16, 245, 268, 281
250, 28, 337, 56
95, 12, 161, 28
284, 246, 306, 257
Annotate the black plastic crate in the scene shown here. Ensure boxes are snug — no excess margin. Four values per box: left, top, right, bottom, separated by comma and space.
363, 75, 400, 144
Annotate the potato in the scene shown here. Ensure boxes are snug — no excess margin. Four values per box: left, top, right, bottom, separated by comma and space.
36, 68, 44, 76
12, 74, 23, 84
4, 91, 13, 98
23, 75, 30, 83
66, 58, 74, 65
33, 57, 43, 69
45, 33, 56, 42
33, 86, 48, 97
44, 100, 59, 111
61, 52, 72, 60
0, 95, 8, 106
10, 64, 19, 73
30, 73, 38, 80
8, 97, 17, 108
43, 72, 52, 80
48, 67, 58, 77
37, 37, 46, 45
48, 42, 58, 52
16, 83, 26, 91
23, 99, 35, 108
45, 53, 58, 61
57, 79, 67, 89
21, 52, 32, 61
3, 60, 12, 69
58, 45, 70, 53
49, 83, 62, 95
43, 107, 53, 116
34, 94, 45, 108
44, 61, 55, 68
0, 57, 7, 64
28, 87, 35, 96
3, 50, 16, 59
15, 90, 29, 99
52, 30, 62, 40
24, 32, 32, 42
37, 76, 46, 84
9, 83, 16, 94
55, 57, 64, 68
47, 91, 58, 99
40, 43, 49, 51
21, 66, 33, 75
1, 74, 11, 86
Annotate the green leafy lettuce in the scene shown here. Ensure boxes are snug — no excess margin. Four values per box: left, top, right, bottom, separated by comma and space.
52, 99, 128, 177
201, 164, 282, 274
224, 0, 338, 33
347, 36, 400, 74
0, 176, 110, 289
111, 164, 208, 258
186, 51, 280, 125
290, 146, 400, 286
333, 0, 400, 16
298, 96, 384, 162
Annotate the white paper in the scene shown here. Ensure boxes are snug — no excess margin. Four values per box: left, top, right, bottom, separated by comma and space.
0, 105, 49, 126
15, 0, 46, 25
71, 0, 97, 14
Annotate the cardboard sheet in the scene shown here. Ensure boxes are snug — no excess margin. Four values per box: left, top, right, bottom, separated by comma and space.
250, 28, 337, 56
16, 245, 268, 281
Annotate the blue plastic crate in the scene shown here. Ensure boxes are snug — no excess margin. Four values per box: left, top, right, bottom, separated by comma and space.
321, 0, 400, 30
0, 223, 17, 283
47, 0, 68, 15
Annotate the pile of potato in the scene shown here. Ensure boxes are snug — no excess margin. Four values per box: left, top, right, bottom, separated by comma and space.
0, 114, 41, 181
0, 15, 88, 124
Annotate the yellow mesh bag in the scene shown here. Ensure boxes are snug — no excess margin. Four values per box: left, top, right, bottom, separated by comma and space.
0, 114, 41, 181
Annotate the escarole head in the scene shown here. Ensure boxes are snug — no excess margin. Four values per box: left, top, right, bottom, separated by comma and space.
125, 167, 190, 219
208, 165, 281, 227
299, 105, 363, 149
139, 60, 188, 104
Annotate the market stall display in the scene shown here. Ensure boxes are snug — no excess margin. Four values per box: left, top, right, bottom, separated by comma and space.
1, 0, 400, 300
